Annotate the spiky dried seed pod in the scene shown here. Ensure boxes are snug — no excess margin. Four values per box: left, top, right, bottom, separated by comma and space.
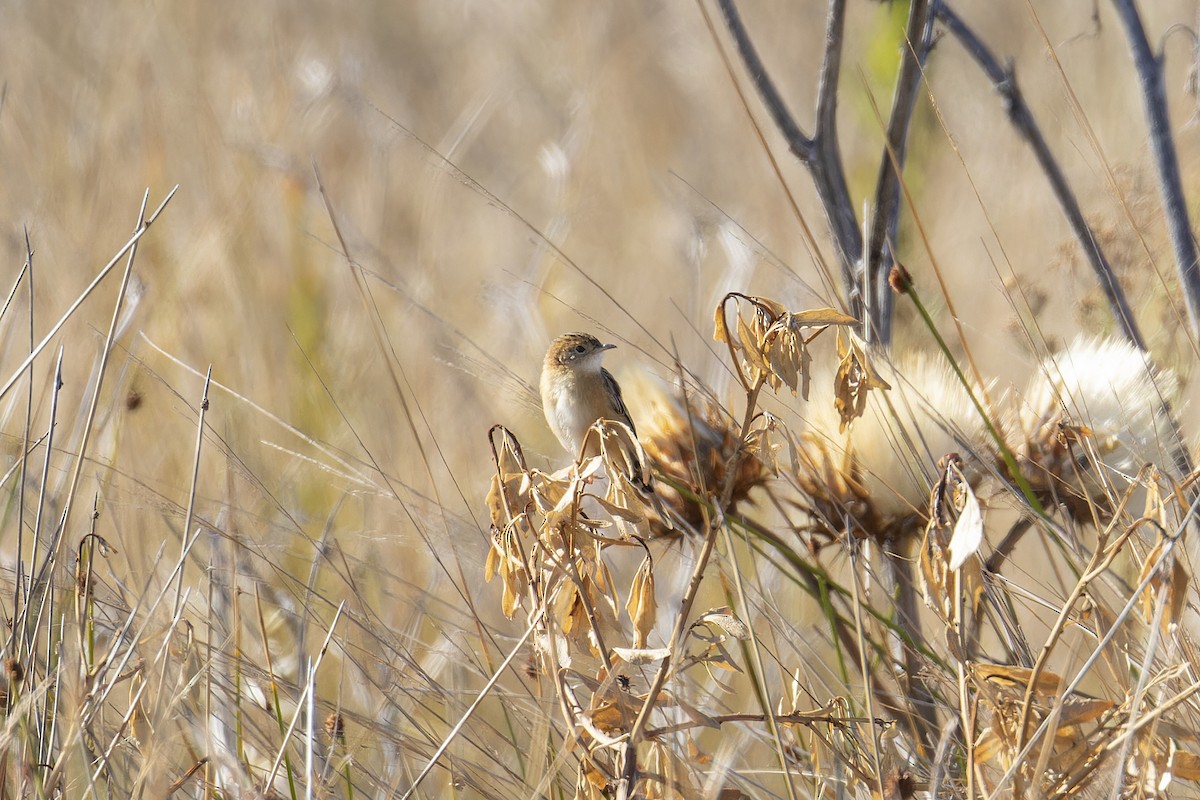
793, 351, 986, 544
324, 712, 345, 744
888, 262, 912, 295
639, 391, 771, 534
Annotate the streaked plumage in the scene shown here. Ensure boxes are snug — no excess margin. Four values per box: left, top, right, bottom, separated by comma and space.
540, 332, 651, 489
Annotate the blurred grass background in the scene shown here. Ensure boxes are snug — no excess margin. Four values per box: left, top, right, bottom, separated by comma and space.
1, 0, 1200, 795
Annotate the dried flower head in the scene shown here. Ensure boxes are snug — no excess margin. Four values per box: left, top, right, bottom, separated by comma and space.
324, 712, 346, 744
1010, 336, 1179, 519
639, 390, 771, 533
791, 350, 985, 543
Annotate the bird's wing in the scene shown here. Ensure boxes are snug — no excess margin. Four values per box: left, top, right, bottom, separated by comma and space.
601, 368, 637, 437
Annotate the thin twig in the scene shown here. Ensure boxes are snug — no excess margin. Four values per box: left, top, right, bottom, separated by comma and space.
0, 187, 178, 404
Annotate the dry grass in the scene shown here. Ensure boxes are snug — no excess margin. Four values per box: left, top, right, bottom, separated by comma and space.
1, 0, 1200, 797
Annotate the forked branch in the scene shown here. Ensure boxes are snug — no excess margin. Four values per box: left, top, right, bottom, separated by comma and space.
717, 0, 862, 321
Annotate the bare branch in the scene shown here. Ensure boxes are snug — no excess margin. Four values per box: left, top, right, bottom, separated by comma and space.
717, 0, 862, 320
715, 0, 812, 157
935, 2, 1147, 350
1109, 0, 1200, 345
865, 0, 936, 347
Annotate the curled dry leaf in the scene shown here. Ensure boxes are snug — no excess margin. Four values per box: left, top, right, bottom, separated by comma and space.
742, 420, 782, 477
486, 517, 531, 619
920, 457, 985, 625
947, 471, 984, 570
1138, 534, 1190, 634
766, 308, 854, 398
695, 607, 750, 641
714, 293, 854, 394
971, 663, 1063, 695
625, 557, 657, 649
613, 646, 671, 665
833, 328, 891, 432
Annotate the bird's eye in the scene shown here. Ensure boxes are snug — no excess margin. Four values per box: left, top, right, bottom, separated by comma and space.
573, 344, 587, 354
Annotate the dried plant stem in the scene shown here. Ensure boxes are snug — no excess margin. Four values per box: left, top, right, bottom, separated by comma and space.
401, 616, 537, 799
0, 187, 177, 404
20, 349, 63, 662
878, 543, 937, 755
58, 191, 152, 590
263, 603, 347, 793
13, 230, 34, 653
1004, 507, 1177, 797
172, 368, 212, 616
846, 541, 884, 795
615, 377, 766, 800
718, 523, 798, 800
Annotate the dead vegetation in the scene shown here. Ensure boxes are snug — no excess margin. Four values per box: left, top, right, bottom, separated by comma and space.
2, 1, 1200, 799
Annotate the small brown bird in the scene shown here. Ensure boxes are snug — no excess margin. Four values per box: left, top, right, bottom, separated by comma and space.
540, 332, 651, 488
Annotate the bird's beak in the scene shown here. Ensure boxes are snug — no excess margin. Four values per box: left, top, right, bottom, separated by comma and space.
601, 343, 617, 351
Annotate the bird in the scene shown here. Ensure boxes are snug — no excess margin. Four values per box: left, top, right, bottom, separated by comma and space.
540, 332, 652, 490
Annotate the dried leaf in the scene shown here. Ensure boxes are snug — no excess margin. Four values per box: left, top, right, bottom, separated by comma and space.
1168, 749, 1200, 780
501, 559, 522, 618
686, 734, 714, 765
1055, 696, 1114, 730
1166, 557, 1190, 632
948, 480, 984, 570
625, 558, 657, 648
798, 338, 813, 399
973, 664, 1062, 695
973, 727, 1004, 764
834, 329, 892, 432
699, 639, 743, 673
696, 607, 750, 640
586, 701, 628, 733
591, 494, 647, 527
919, 517, 951, 617
613, 646, 671, 664
486, 473, 507, 528
713, 300, 731, 345
578, 760, 609, 798
1138, 535, 1190, 633
765, 329, 798, 394
738, 316, 774, 389
551, 582, 579, 634
789, 307, 858, 327
485, 536, 500, 583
